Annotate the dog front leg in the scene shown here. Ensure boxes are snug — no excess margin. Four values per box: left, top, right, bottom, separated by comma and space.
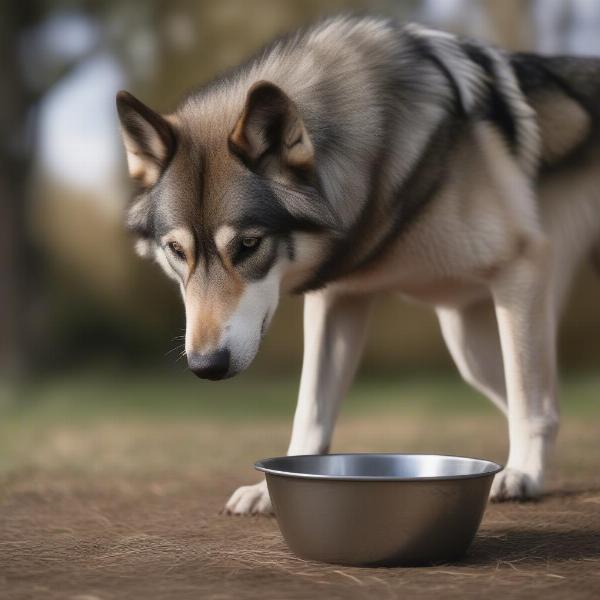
287, 291, 373, 455
224, 290, 372, 514
490, 238, 559, 500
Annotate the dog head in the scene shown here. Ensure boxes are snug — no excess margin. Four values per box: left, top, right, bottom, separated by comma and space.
116, 82, 335, 379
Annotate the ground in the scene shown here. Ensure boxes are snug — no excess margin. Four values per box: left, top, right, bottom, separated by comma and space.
1, 372, 599, 599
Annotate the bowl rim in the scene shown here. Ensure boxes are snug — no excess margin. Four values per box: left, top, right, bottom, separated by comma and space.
254, 452, 504, 481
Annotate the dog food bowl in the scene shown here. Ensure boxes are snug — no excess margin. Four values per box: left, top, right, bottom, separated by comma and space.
255, 453, 502, 566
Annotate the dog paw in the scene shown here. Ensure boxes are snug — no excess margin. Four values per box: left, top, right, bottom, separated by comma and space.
223, 480, 273, 515
490, 467, 541, 502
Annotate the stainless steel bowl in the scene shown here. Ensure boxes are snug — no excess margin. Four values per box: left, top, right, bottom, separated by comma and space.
255, 453, 503, 566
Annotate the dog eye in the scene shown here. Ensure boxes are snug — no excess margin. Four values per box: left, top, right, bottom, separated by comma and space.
167, 241, 186, 260
234, 236, 262, 263
241, 237, 261, 251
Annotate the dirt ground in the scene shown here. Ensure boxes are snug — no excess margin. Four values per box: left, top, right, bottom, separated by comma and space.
1, 404, 599, 599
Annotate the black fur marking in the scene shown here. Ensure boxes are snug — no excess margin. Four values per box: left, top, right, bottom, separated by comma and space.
284, 234, 295, 261
462, 42, 519, 153
407, 33, 468, 117
511, 53, 600, 171
231, 237, 262, 266
296, 67, 409, 292
295, 175, 376, 292
511, 53, 600, 119
353, 116, 458, 272
297, 113, 460, 293
229, 233, 278, 281
295, 46, 458, 294
232, 176, 335, 236
247, 238, 278, 281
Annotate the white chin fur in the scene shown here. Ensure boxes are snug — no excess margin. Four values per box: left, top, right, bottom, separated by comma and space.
222, 268, 281, 374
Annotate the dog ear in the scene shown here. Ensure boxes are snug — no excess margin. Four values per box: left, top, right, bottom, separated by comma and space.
116, 90, 176, 188
229, 81, 314, 181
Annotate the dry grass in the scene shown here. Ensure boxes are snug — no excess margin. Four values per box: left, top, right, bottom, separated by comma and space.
1, 385, 599, 599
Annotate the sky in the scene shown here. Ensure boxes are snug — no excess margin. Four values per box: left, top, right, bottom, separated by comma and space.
39, 52, 125, 193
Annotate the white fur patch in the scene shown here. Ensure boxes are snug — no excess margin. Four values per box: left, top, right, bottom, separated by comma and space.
220, 266, 281, 373
214, 225, 236, 253
159, 227, 195, 281
135, 238, 154, 258
154, 247, 179, 282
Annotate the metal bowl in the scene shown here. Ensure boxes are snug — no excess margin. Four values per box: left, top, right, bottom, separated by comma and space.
255, 453, 503, 566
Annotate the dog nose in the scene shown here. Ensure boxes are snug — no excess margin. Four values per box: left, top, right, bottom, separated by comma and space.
188, 349, 230, 380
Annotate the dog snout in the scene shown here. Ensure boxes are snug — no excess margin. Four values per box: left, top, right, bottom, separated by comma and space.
188, 349, 230, 380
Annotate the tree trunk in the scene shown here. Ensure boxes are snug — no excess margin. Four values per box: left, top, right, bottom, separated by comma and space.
0, 6, 39, 382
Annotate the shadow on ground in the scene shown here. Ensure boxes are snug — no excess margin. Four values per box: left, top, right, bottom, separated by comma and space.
468, 527, 600, 565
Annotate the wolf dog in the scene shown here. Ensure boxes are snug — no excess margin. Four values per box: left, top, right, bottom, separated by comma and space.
116, 16, 600, 514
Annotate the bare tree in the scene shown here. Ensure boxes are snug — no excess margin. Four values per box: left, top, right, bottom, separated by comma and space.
0, 3, 102, 383
0, 5, 39, 381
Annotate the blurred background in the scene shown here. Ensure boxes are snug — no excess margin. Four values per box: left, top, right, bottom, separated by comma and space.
2, 0, 600, 396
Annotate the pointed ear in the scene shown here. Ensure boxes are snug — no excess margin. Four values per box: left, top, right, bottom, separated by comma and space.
229, 81, 314, 181
116, 90, 176, 188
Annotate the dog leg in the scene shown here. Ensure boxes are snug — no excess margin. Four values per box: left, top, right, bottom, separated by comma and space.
286, 291, 373, 455
437, 299, 507, 415
490, 238, 559, 501
224, 291, 373, 514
